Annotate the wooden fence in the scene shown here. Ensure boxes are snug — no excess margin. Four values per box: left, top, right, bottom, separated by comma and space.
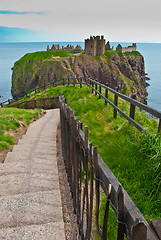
1, 76, 161, 133
1, 76, 160, 238
59, 96, 160, 240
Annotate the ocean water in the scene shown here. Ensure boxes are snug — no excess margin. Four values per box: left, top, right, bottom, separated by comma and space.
0, 42, 161, 112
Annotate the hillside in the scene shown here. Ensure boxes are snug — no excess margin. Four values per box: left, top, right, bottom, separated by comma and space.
11, 50, 147, 103
8, 84, 161, 233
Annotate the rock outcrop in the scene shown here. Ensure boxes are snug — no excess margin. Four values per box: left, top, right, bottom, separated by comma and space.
11, 52, 147, 103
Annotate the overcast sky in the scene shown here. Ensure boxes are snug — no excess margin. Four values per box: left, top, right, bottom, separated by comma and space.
0, 0, 161, 43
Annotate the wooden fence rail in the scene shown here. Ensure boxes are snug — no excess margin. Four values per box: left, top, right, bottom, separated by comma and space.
59, 96, 159, 240
1, 76, 161, 133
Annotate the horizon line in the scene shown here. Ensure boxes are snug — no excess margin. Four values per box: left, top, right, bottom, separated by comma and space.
1, 41, 161, 44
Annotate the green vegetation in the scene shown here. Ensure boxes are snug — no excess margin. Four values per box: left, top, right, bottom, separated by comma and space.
12, 85, 160, 216
0, 108, 41, 151
124, 51, 141, 57
104, 50, 123, 57
14, 50, 74, 66
7, 84, 161, 237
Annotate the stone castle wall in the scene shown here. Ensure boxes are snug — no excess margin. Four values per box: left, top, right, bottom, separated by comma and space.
122, 44, 137, 53
122, 46, 136, 53
84, 36, 105, 56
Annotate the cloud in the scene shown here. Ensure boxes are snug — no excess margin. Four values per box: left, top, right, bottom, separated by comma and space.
1, 0, 161, 42
0, 10, 44, 15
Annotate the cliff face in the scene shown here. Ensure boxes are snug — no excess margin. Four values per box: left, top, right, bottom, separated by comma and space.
11, 52, 147, 103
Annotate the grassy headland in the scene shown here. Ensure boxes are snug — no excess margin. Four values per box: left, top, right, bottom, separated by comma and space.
14, 50, 74, 66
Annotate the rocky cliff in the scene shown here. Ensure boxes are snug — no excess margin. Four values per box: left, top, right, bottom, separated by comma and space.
11, 51, 147, 103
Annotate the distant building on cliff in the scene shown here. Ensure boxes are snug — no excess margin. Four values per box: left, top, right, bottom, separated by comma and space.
116, 43, 137, 52
84, 35, 106, 56
47, 44, 82, 53
84, 35, 136, 55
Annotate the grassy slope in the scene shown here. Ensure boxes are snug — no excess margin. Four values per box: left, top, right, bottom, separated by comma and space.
0, 108, 41, 151
7, 85, 161, 239
12, 85, 160, 222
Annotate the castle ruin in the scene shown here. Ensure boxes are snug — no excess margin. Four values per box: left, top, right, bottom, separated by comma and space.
47, 44, 82, 53
116, 43, 137, 52
84, 36, 105, 56
47, 36, 137, 56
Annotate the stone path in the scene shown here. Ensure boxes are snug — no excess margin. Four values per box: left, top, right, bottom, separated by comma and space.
0, 109, 65, 240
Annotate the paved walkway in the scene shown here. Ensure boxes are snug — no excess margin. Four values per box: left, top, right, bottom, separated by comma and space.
0, 109, 65, 240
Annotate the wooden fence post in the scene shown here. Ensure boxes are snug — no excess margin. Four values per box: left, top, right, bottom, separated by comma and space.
105, 83, 108, 106
80, 78, 82, 88
84, 126, 89, 239
77, 121, 81, 227
95, 83, 98, 95
117, 185, 125, 240
102, 184, 112, 240
131, 219, 147, 240
93, 146, 100, 233
114, 87, 118, 119
158, 118, 161, 132
80, 121, 83, 130
129, 93, 136, 119
87, 143, 93, 240
99, 82, 102, 99
91, 81, 94, 94
150, 219, 161, 239
67, 107, 71, 184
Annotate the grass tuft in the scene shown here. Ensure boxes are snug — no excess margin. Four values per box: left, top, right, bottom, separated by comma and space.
0, 108, 41, 151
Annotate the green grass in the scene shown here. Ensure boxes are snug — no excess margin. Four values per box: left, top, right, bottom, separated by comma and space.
124, 51, 141, 57
14, 50, 75, 67
104, 50, 123, 57
8, 85, 161, 236
0, 108, 41, 151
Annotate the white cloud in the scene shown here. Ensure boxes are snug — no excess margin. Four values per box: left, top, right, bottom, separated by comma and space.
1, 0, 161, 42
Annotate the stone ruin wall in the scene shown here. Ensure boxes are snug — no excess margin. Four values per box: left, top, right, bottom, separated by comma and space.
122, 44, 137, 53
84, 36, 105, 56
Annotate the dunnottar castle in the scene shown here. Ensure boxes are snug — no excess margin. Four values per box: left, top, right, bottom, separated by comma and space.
84, 35, 136, 55
47, 35, 137, 55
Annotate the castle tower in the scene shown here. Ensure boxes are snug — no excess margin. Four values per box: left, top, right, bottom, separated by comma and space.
85, 36, 96, 55
96, 35, 105, 55
84, 35, 105, 56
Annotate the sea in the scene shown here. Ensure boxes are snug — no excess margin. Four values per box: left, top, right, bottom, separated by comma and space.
0, 42, 161, 112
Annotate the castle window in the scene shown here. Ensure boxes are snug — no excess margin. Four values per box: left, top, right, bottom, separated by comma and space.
91, 45, 92, 48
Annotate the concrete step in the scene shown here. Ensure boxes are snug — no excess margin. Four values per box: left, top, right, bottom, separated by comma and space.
5, 151, 57, 163
0, 222, 65, 240
0, 170, 59, 196
17, 139, 55, 148
0, 161, 57, 175
12, 143, 57, 152
11, 146, 57, 156
0, 190, 63, 228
